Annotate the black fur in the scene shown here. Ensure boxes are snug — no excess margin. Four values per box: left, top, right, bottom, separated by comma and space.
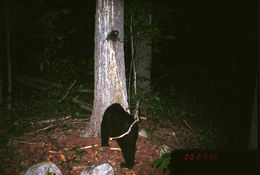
106, 30, 120, 42
101, 103, 138, 169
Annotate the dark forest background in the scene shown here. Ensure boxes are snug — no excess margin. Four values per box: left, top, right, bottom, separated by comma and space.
0, 0, 258, 151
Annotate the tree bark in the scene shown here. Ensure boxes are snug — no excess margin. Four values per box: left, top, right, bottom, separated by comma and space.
6, 0, 12, 110
81, 0, 127, 137
248, 77, 257, 150
0, 71, 2, 105
135, 9, 152, 93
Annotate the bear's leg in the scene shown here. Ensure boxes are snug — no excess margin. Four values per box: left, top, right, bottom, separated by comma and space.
117, 137, 136, 169
101, 124, 109, 147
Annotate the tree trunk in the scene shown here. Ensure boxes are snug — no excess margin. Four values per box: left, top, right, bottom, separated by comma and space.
81, 0, 127, 137
135, 10, 152, 93
6, 0, 12, 110
0, 74, 2, 105
248, 77, 257, 150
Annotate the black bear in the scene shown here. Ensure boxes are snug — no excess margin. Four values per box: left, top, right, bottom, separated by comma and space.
101, 103, 139, 169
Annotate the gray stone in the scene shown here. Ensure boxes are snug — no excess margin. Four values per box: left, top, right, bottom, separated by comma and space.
160, 144, 171, 157
138, 129, 148, 138
21, 162, 63, 175
79, 163, 114, 175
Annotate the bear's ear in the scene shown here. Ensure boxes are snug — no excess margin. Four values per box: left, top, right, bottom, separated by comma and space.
133, 100, 140, 121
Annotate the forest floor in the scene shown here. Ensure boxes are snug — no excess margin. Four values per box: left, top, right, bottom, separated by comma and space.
0, 113, 190, 175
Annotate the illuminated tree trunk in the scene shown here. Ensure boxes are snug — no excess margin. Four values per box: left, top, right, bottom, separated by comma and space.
81, 0, 127, 137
